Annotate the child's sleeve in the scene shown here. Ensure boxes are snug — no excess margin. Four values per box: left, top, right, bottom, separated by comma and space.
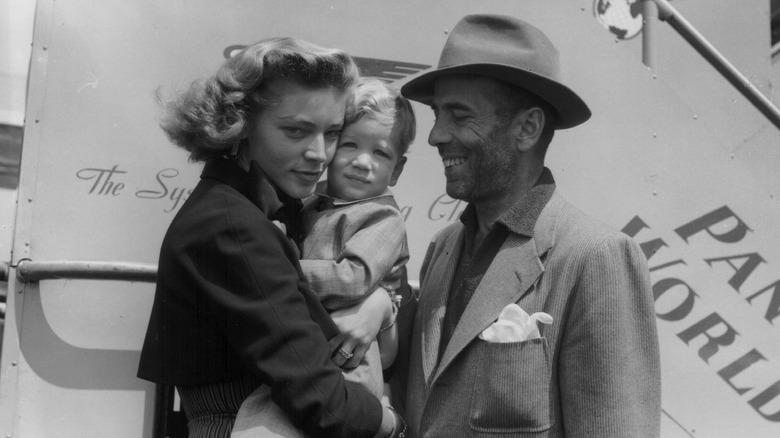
299, 202, 409, 311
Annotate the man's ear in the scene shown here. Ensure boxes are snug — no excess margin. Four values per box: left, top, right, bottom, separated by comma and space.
389, 156, 407, 187
511, 106, 545, 152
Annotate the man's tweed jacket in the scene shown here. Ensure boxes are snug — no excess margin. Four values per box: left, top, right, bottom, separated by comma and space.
404, 190, 661, 437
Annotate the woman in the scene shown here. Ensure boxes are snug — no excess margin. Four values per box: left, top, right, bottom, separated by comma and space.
137, 38, 404, 438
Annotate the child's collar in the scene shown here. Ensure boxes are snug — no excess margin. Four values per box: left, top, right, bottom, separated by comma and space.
314, 179, 394, 206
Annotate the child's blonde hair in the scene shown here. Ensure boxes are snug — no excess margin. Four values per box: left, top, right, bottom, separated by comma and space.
345, 78, 416, 155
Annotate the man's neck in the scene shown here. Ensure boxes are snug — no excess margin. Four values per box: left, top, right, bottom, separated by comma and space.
472, 166, 542, 236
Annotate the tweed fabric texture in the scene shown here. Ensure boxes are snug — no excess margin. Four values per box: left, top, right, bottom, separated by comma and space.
405, 190, 661, 437
300, 191, 410, 310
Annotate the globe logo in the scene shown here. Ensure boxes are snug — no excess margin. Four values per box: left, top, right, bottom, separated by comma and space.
594, 0, 644, 40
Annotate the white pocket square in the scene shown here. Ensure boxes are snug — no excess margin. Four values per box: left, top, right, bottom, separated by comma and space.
479, 303, 553, 343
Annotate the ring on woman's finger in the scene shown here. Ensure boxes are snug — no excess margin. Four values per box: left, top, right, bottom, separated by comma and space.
338, 347, 354, 360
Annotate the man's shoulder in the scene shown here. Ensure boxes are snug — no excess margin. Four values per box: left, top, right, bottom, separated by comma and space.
551, 199, 638, 252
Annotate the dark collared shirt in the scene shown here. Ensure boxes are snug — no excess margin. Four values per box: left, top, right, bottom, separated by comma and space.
438, 167, 556, 361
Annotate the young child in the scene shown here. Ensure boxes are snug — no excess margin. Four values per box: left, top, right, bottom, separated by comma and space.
298, 77, 415, 400
232, 78, 415, 437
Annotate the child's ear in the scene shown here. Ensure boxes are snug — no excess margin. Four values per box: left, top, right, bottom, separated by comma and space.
388, 156, 407, 187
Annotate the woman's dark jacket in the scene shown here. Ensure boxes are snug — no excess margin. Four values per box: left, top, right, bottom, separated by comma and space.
137, 158, 382, 437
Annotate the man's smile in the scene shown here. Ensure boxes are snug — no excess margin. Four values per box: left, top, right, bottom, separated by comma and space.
443, 157, 466, 168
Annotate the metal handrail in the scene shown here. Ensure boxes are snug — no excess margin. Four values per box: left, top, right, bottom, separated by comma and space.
644, 0, 780, 130
15, 259, 158, 283
12, 259, 422, 293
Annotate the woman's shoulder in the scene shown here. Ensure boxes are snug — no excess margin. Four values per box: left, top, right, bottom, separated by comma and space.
167, 178, 274, 241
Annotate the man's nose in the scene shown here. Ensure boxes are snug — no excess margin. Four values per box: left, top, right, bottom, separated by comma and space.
428, 118, 452, 147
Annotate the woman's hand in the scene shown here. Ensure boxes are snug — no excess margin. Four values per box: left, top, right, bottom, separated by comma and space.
330, 287, 392, 369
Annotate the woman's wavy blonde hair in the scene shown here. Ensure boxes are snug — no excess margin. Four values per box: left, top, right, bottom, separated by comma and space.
159, 37, 360, 162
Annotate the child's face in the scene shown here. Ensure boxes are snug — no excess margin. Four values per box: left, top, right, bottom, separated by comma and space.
326, 117, 406, 201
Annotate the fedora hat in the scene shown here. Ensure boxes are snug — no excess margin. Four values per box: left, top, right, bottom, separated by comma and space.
401, 14, 591, 129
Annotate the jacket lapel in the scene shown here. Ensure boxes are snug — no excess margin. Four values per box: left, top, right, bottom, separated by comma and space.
430, 191, 565, 384
418, 227, 464, 385
432, 234, 542, 382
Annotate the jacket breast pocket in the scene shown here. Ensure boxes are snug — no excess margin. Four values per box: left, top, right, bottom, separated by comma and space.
469, 337, 552, 433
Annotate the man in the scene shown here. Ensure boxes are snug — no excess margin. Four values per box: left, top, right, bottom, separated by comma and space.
396, 14, 661, 437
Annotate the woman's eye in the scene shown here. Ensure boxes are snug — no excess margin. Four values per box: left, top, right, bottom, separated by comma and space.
283, 127, 306, 138
325, 129, 342, 140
